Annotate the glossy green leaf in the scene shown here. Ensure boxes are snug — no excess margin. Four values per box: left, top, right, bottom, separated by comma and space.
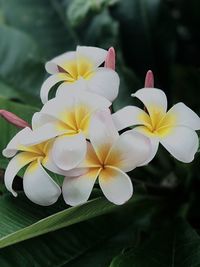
110, 220, 200, 267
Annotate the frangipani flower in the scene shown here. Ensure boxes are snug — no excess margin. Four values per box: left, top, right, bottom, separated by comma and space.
22, 91, 111, 171
112, 88, 200, 163
40, 46, 119, 104
3, 127, 62, 206
62, 110, 151, 206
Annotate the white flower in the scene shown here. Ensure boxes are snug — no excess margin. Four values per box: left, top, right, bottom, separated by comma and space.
3, 127, 62, 206
22, 91, 111, 172
62, 110, 151, 206
40, 46, 119, 104
112, 88, 200, 163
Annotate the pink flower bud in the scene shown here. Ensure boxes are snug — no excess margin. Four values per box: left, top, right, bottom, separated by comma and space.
144, 70, 154, 88
104, 47, 116, 70
0, 110, 31, 129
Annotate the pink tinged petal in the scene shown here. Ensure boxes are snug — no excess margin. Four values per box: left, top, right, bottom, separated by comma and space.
45, 51, 76, 74
134, 126, 160, 165
132, 88, 168, 115
0, 110, 31, 129
144, 70, 154, 88
87, 67, 119, 102
52, 133, 87, 171
160, 126, 199, 163
90, 109, 119, 162
40, 74, 68, 104
99, 166, 133, 205
23, 160, 61, 206
62, 168, 100, 206
76, 46, 107, 69
22, 122, 68, 147
104, 47, 116, 70
167, 102, 200, 130
106, 130, 151, 172
112, 106, 146, 131
3, 127, 33, 158
4, 152, 37, 197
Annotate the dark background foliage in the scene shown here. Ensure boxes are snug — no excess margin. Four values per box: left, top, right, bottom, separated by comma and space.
0, 0, 200, 266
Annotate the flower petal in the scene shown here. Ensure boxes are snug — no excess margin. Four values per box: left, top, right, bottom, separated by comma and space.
4, 152, 37, 197
62, 168, 99, 206
90, 109, 119, 162
99, 166, 133, 205
87, 67, 119, 102
52, 133, 87, 171
32, 112, 57, 130
40, 74, 68, 104
112, 106, 146, 131
45, 51, 76, 74
3, 127, 33, 158
133, 126, 160, 164
106, 130, 151, 172
77, 46, 107, 69
132, 88, 168, 115
167, 102, 200, 130
22, 122, 67, 146
56, 79, 87, 98
160, 126, 199, 163
23, 160, 61, 206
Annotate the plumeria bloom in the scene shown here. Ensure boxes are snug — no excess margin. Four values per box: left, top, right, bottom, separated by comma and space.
3, 127, 62, 206
62, 110, 151, 206
22, 91, 111, 172
40, 46, 119, 104
112, 88, 200, 163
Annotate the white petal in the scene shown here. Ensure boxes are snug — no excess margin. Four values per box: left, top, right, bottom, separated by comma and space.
22, 122, 67, 146
32, 112, 57, 130
112, 106, 146, 131
23, 160, 61, 206
56, 79, 87, 98
77, 46, 107, 69
3, 127, 32, 158
45, 51, 76, 74
4, 152, 37, 197
52, 133, 87, 171
99, 166, 133, 205
90, 109, 119, 162
41, 93, 75, 121
106, 130, 151, 172
40, 74, 68, 104
62, 168, 99, 206
167, 102, 200, 130
87, 67, 119, 102
133, 127, 160, 165
160, 126, 199, 163
132, 88, 168, 115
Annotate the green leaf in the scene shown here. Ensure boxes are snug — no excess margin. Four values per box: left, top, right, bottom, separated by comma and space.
0, 24, 44, 104
1, 0, 77, 59
67, 0, 118, 27
110, 220, 200, 267
0, 194, 164, 266
0, 193, 164, 249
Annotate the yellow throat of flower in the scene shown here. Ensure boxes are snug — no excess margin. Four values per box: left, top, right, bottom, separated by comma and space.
139, 106, 177, 137
58, 57, 94, 83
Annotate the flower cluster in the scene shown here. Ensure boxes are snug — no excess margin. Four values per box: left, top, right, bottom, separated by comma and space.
3, 46, 200, 206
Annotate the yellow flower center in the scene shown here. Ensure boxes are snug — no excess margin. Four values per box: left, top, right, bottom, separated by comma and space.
18, 140, 53, 166
58, 57, 94, 83
57, 104, 92, 137
138, 106, 177, 137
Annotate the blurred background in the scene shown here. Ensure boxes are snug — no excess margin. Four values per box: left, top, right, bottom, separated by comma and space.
1, 0, 200, 111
